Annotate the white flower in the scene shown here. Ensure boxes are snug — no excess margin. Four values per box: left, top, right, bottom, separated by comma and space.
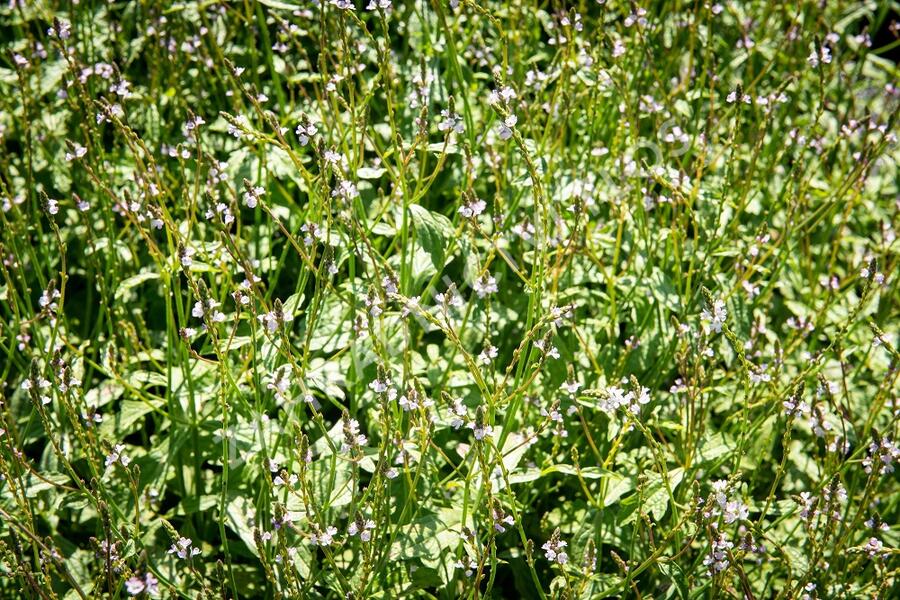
310, 525, 338, 546
348, 517, 376, 541
704, 535, 733, 574
478, 345, 498, 365
168, 537, 200, 559
448, 398, 468, 429
468, 422, 493, 440
323, 149, 344, 165
243, 186, 264, 208
179, 246, 196, 267
369, 378, 391, 394
454, 557, 478, 577
459, 198, 486, 218
487, 86, 516, 105
105, 444, 130, 469
723, 500, 749, 524
701, 299, 727, 333
296, 122, 318, 146
473, 275, 498, 298
438, 109, 464, 134
560, 380, 581, 395
497, 114, 517, 140
332, 179, 359, 200
125, 573, 159, 596
542, 533, 568, 564
65, 144, 88, 161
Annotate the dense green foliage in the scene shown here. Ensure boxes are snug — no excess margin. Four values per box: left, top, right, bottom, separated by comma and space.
1, 0, 899, 598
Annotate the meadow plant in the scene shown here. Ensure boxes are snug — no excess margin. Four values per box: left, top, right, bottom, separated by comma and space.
0, 0, 898, 598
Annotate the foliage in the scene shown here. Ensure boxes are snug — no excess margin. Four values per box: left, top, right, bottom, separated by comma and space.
0, 0, 898, 598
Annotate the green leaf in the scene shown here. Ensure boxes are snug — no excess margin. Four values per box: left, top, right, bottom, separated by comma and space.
408, 204, 454, 279
115, 271, 159, 302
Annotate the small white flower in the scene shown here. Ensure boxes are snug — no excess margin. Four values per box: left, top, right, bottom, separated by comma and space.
244, 186, 264, 208
497, 114, 517, 140
467, 422, 494, 440
459, 198, 486, 218
701, 299, 727, 333
65, 144, 88, 161
168, 536, 200, 559
473, 274, 498, 298
310, 525, 339, 546
296, 122, 318, 146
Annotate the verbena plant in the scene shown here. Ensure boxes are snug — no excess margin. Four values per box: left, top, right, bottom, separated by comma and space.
1, 0, 898, 598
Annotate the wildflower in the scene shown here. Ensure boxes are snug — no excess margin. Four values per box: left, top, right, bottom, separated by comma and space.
191, 298, 225, 324
597, 385, 630, 414
625, 386, 651, 414
328, 0, 355, 10
348, 515, 376, 542
300, 222, 323, 245
178, 246, 196, 268
435, 285, 464, 309
864, 537, 887, 559
310, 525, 338, 546
723, 500, 749, 524
491, 505, 515, 533
369, 377, 391, 394
459, 198, 486, 218
65, 144, 87, 161
168, 537, 200, 559
125, 573, 159, 596
258, 305, 293, 333
438, 109, 464, 134
704, 534, 733, 574
478, 345, 498, 365
45, 197, 59, 215
511, 220, 535, 241
448, 398, 468, 429
323, 149, 344, 166
701, 299, 727, 333
243, 185, 264, 208
373, 276, 395, 298
862, 437, 899, 475
487, 86, 516, 105
341, 414, 368, 452
454, 557, 478, 577
227, 115, 249, 138
560, 379, 581, 395
468, 408, 493, 441
273, 472, 298, 487
497, 114, 517, 140
332, 179, 359, 200
541, 529, 569, 564
47, 19, 72, 40
534, 339, 559, 358
398, 388, 426, 411
748, 363, 771, 384
296, 121, 317, 146
266, 365, 291, 400
473, 274, 498, 298
105, 444, 131, 469
400, 295, 420, 317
